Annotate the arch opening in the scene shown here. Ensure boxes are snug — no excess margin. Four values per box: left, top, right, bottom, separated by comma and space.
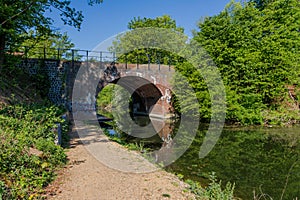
96, 76, 164, 126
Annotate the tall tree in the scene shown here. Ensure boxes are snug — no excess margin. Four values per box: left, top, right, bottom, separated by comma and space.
128, 15, 184, 32
0, 0, 103, 70
110, 15, 186, 65
193, 0, 300, 124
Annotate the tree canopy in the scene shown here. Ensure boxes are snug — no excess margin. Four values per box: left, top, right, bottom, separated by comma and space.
110, 15, 186, 65
192, 0, 300, 124
21, 31, 75, 59
0, 0, 102, 69
127, 15, 184, 32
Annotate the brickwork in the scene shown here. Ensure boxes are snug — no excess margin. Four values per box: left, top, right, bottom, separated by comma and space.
19, 59, 175, 117
19, 59, 65, 104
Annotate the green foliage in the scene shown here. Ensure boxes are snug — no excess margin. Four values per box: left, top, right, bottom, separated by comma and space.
201, 172, 235, 200
0, 0, 103, 46
262, 107, 300, 125
21, 31, 75, 59
162, 193, 171, 198
0, 0, 103, 71
127, 15, 184, 31
191, 0, 300, 125
0, 103, 68, 199
0, 52, 23, 77
173, 62, 211, 121
109, 15, 186, 65
96, 84, 116, 117
185, 172, 235, 200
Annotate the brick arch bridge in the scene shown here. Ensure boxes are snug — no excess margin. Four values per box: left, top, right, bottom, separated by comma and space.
18, 57, 176, 118
96, 62, 176, 118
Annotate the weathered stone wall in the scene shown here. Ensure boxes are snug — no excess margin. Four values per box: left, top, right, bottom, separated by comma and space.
18, 58, 82, 106
19, 59, 65, 104
18, 59, 104, 111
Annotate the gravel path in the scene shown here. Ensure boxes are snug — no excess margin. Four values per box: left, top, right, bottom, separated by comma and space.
46, 122, 195, 200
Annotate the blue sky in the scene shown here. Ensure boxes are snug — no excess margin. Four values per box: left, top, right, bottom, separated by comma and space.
51, 0, 232, 50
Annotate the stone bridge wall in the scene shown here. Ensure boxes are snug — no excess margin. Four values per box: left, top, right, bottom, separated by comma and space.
18, 59, 66, 104
18, 59, 175, 116
18, 59, 101, 108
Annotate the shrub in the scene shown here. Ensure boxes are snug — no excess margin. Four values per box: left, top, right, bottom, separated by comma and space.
0, 103, 68, 199
186, 172, 236, 200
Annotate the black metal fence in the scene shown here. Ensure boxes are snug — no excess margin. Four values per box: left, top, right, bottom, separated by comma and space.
13, 46, 117, 63
3, 46, 175, 71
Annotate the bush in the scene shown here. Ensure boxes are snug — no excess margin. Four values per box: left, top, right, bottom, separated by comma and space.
186, 172, 236, 200
0, 103, 68, 199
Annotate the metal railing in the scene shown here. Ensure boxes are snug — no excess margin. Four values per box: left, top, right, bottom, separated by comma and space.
14, 46, 117, 62
5, 46, 175, 71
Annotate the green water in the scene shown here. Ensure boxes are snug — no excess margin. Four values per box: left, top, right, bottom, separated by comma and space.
165, 126, 300, 199
101, 112, 300, 199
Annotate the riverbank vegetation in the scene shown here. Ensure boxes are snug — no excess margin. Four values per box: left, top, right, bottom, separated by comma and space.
0, 64, 69, 199
193, 0, 300, 126
0, 102, 68, 199
0, 1, 105, 196
0, 45, 72, 198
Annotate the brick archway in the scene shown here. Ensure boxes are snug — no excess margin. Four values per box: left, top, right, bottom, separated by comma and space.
97, 76, 164, 116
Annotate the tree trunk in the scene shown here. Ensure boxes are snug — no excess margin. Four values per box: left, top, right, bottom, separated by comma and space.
0, 33, 5, 73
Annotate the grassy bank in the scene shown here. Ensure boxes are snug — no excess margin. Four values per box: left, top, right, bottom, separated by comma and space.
0, 103, 69, 199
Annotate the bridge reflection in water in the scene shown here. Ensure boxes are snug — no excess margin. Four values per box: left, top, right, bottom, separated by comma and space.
97, 111, 177, 164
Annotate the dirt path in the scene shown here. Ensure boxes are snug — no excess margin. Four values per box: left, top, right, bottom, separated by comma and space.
46, 122, 195, 200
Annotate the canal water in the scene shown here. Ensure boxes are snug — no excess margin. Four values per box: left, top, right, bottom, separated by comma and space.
100, 115, 300, 199
166, 125, 300, 199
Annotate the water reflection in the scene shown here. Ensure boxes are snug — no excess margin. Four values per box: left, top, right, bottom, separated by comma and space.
149, 117, 176, 163
102, 111, 300, 199
150, 117, 174, 145
166, 125, 300, 199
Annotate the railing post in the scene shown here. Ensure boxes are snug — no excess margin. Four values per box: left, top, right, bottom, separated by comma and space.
113, 52, 116, 61
147, 53, 150, 70
158, 56, 161, 71
55, 123, 62, 146
57, 48, 60, 60
100, 51, 103, 68
125, 54, 127, 69
71, 49, 74, 68
86, 50, 89, 62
